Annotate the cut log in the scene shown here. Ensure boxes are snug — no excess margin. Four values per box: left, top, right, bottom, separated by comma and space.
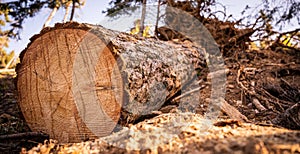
16, 22, 208, 142
17, 23, 122, 143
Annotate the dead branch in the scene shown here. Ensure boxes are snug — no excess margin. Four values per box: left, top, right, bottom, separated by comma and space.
0, 69, 15, 74
252, 98, 267, 111
0, 132, 48, 140
271, 28, 300, 51
221, 99, 249, 122
272, 103, 300, 130
43, 7, 58, 28
63, 1, 71, 22
172, 85, 206, 102
236, 67, 283, 111
4, 56, 16, 70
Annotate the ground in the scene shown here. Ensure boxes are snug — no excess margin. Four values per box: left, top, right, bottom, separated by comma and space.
0, 46, 300, 153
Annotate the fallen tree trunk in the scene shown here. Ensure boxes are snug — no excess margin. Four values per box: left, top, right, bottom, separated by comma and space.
16, 22, 209, 142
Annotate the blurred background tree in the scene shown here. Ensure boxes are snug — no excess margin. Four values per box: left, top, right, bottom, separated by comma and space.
0, 0, 85, 70
104, 0, 300, 52
0, 0, 299, 70
0, 35, 15, 69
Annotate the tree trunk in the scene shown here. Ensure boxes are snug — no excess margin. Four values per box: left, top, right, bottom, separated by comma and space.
43, 7, 58, 28
139, 0, 147, 37
63, 2, 71, 23
16, 22, 207, 143
154, 0, 161, 36
70, 0, 76, 21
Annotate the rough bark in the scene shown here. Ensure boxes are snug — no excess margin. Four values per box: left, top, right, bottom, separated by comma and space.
16, 22, 208, 143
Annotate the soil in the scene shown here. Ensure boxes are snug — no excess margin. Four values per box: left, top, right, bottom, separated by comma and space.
0, 46, 300, 153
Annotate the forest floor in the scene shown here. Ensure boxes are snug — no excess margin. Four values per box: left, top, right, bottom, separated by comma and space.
0, 46, 300, 153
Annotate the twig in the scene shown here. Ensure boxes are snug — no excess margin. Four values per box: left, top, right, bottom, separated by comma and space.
280, 78, 292, 89
276, 42, 300, 52
237, 67, 269, 109
273, 103, 300, 130
173, 85, 206, 101
167, 75, 203, 103
263, 62, 296, 67
272, 28, 300, 51
236, 68, 249, 91
0, 69, 15, 74
4, 56, 16, 70
260, 88, 292, 107
221, 99, 249, 122
252, 98, 267, 111
237, 67, 286, 111
43, 7, 58, 28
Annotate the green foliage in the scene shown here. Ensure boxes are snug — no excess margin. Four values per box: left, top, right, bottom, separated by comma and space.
103, 0, 300, 37
0, 0, 46, 38
0, 36, 9, 67
0, 49, 15, 69
103, 0, 144, 16
0, 0, 85, 66
103, 0, 219, 19
253, 0, 300, 31
0, 1, 46, 69
0, 0, 85, 39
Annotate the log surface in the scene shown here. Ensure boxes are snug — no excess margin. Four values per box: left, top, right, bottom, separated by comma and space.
16, 22, 207, 142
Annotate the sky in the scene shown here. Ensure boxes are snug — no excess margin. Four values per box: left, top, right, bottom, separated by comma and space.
5, 0, 109, 54
4, 0, 297, 55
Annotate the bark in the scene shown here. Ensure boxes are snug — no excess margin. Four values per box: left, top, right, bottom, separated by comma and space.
16, 22, 208, 143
